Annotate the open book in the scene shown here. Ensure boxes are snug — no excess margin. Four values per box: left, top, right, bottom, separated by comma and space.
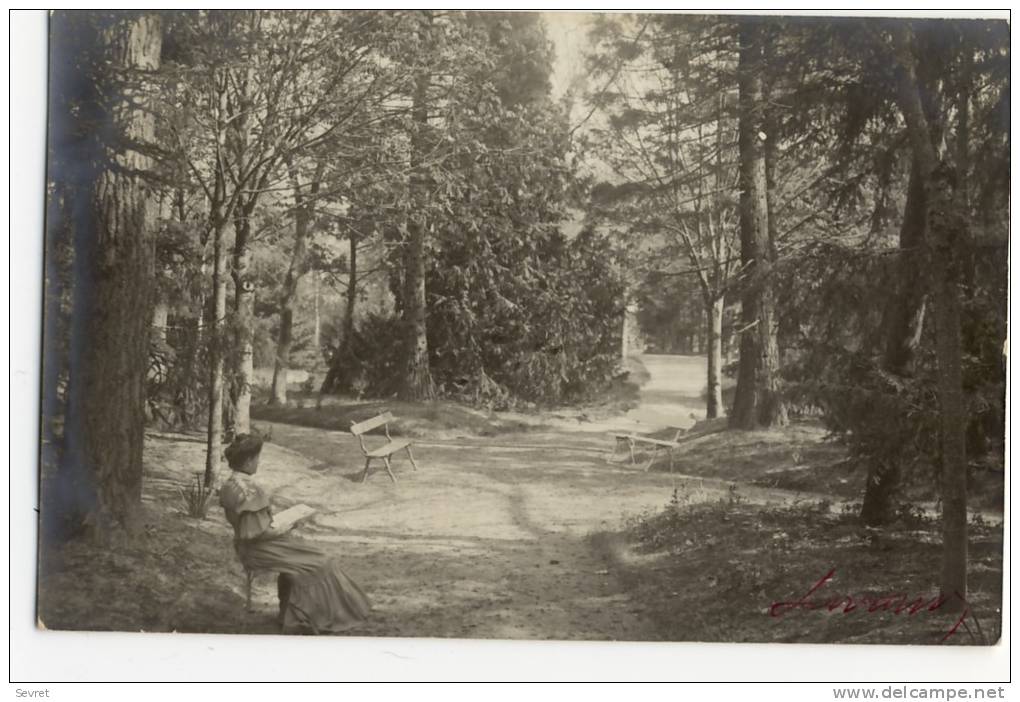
270, 504, 316, 533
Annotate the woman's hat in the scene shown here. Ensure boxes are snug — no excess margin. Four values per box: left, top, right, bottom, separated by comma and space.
224, 432, 265, 469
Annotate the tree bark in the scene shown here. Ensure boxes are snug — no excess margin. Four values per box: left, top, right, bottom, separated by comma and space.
730, 18, 786, 430
730, 17, 762, 428
757, 22, 787, 429
891, 24, 968, 609
883, 162, 929, 374
401, 24, 436, 401
706, 295, 724, 419
939, 41, 971, 609
403, 214, 434, 400
621, 291, 630, 363
271, 164, 319, 405
204, 215, 228, 487
269, 214, 304, 406
224, 33, 271, 435
384, 222, 406, 316
320, 230, 361, 398
230, 212, 255, 435
929, 168, 969, 611
344, 231, 359, 350
58, 12, 163, 535
204, 67, 232, 487
270, 320, 293, 405
41, 190, 72, 535
313, 269, 321, 355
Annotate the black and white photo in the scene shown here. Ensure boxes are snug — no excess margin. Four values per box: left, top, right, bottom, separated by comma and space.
35, 10, 1007, 650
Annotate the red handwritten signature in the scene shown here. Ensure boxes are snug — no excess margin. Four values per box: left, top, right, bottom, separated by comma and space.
769, 568, 973, 643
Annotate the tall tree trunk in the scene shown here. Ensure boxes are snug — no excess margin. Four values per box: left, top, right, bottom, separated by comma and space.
892, 25, 968, 609
758, 23, 787, 429
321, 230, 361, 397
270, 295, 296, 406
58, 12, 163, 535
224, 40, 269, 435
271, 165, 319, 405
313, 269, 321, 356
401, 30, 436, 401
384, 222, 406, 316
344, 232, 359, 349
731, 18, 785, 430
706, 295, 724, 419
172, 185, 202, 428
403, 216, 434, 400
939, 40, 972, 608
930, 175, 969, 610
204, 63, 233, 486
184, 259, 207, 430
41, 190, 72, 525
860, 160, 928, 526
884, 163, 929, 374
205, 216, 228, 487
729, 16, 762, 429
269, 225, 303, 406
230, 213, 255, 435
621, 291, 630, 363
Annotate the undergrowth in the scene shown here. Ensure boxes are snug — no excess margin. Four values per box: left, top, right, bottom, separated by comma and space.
600, 483, 1003, 645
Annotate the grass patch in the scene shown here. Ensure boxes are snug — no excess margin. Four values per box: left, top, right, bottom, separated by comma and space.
37, 502, 274, 634
634, 419, 858, 496
592, 490, 1003, 645
637, 418, 1003, 513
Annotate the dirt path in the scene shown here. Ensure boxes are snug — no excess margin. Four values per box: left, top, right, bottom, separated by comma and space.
264, 422, 686, 640
258, 355, 725, 640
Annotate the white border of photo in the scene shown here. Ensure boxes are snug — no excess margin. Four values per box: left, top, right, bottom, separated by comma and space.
6, 4, 1011, 691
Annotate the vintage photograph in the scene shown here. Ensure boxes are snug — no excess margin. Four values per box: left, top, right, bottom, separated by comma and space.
37, 10, 1007, 646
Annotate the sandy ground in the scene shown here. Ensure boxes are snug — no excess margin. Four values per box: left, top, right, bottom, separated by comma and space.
259, 423, 697, 640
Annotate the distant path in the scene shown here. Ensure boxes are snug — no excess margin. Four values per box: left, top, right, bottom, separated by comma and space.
621, 354, 707, 431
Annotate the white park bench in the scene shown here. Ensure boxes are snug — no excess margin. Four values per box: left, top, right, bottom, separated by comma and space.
351, 411, 419, 483
608, 428, 685, 472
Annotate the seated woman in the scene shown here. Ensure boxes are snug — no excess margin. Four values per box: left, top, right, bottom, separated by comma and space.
219, 433, 371, 633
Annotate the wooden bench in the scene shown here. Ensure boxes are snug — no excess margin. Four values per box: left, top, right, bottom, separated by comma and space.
608, 428, 684, 472
351, 411, 419, 483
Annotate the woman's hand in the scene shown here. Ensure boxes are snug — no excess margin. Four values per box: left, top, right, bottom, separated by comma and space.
266, 504, 316, 534
266, 520, 296, 537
